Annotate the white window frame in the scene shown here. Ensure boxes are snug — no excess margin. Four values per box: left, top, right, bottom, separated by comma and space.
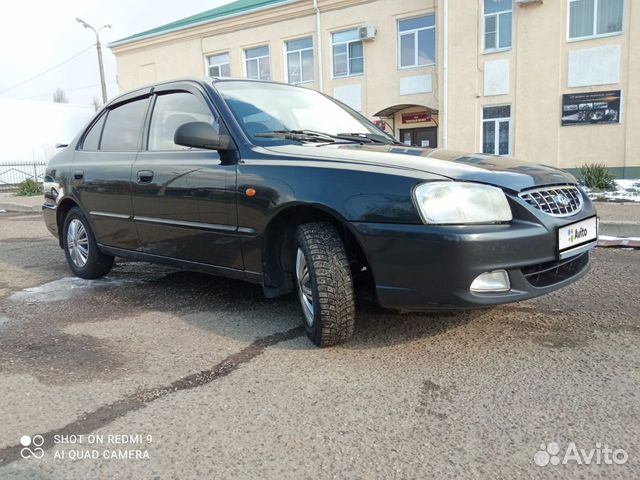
483, 1, 513, 53
331, 30, 364, 79
205, 52, 230, 77
397, 15, 436, 69
284, 37, 314, 85
567, 0, 624, 42
244, 45, 271, 81
481, 105, 512, 156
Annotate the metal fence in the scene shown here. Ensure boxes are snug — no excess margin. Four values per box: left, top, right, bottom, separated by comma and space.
0, 161, 47, 191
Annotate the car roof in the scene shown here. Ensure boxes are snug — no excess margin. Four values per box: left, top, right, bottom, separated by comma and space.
105, 77, 295, 108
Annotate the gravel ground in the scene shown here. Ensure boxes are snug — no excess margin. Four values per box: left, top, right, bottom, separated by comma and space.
0, 212, 638, 479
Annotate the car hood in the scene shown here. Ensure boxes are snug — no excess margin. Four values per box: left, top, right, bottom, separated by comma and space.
263, 144, 576, 192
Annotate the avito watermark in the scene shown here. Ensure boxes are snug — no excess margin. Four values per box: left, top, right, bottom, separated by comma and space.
534, 441, 628, 467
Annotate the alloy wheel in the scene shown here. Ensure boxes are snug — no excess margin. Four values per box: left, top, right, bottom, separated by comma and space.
296, 247, 314, 327
67, 218, 89, 268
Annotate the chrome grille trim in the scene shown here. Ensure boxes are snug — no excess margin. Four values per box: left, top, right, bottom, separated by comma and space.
518, 185, 583, 217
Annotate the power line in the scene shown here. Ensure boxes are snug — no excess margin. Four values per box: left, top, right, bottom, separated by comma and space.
0, 44, 95, 95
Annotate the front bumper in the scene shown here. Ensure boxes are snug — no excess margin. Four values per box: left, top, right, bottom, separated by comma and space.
347, 207, 596, 311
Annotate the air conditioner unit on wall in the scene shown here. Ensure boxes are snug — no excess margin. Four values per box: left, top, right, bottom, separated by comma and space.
358, 26, 377, 41
515, 0, 543, 4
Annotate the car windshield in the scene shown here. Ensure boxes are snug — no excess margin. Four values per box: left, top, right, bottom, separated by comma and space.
214, 80, 395, 145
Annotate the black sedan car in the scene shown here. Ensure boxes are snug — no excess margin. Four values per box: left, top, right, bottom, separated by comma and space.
43, 78, 597, 347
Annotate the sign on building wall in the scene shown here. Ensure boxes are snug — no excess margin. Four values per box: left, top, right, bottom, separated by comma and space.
561, 90, 621, 126
401, 111, 431, 124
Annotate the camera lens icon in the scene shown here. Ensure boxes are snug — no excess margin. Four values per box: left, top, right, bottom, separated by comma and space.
19, 434, 45, 459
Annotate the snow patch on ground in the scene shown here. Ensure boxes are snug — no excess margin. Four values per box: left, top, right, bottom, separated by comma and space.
10, 276, 143, 303
585, 179, 640, 202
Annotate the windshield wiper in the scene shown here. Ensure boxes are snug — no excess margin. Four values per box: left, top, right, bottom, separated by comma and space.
255, 130, 335, 143
255, 130, 372, 144
337, 132, 402, 145
294, 130, 377, 143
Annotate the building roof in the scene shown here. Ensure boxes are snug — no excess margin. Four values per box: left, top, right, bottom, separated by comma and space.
109, 0, 293, 48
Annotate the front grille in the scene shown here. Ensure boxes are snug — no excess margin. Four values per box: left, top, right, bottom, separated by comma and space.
521, 252, 589, 288
519, 185, 583, 217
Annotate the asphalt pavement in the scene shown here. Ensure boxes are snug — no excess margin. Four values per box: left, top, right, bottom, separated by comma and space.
0, 211, 638, 479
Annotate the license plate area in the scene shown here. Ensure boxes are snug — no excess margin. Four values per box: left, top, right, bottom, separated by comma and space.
558, 216, 598, 259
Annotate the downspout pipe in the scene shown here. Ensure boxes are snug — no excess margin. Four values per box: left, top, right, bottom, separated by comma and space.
313, 0, 324, 93
442, 0, 448, 149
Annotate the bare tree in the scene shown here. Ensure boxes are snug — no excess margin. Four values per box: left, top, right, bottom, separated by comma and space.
92, 96, 102, 111
52, 88, 69, 103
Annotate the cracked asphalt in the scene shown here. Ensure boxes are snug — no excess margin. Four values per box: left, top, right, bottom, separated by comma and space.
0, 211, 638, 479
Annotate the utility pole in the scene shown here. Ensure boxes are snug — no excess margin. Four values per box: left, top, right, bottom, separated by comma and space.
76, 18, 111, 104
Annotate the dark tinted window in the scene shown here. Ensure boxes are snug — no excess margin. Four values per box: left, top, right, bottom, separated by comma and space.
81, 114, 106, 150
148, 92, 217, 150
100, 97, 149, 151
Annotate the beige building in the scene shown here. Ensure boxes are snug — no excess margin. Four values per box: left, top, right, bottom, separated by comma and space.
109, 0, 639, 178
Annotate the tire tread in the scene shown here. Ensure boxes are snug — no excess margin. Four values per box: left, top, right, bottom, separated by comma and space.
296, 222, 355, 347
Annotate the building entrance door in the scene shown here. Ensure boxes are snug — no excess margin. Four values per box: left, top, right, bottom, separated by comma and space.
399, 127, 437, 148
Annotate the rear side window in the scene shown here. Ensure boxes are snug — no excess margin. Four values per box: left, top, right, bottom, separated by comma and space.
81, 114, 106, 150
148, 92, 217, 150
100, 97, 149, 151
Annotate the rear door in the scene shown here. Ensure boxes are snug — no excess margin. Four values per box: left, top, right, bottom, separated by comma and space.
74, 93, 150, 249
131, 83, 241, 268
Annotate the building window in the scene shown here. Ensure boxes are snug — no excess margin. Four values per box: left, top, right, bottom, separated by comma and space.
286, 37, 314, 84
332, 30, 363, 78
482, 105, 511, 156
484, 0, 512, 51
207, 53, 230, 77
569, 0, 623, 40
245, 45, 271, 80
398, 15, 436, 68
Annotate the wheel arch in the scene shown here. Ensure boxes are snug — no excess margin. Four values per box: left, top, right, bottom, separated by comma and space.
55, 198, 81, 247
261, 203, 373, 298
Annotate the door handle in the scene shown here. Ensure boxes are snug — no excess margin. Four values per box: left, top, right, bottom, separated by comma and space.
73, 169, 84, 180
136, 170, 154, 184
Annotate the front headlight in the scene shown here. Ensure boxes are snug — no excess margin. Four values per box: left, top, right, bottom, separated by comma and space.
413, 182, 512, 224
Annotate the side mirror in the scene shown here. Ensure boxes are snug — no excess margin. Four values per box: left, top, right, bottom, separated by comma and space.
174, 121, 233, 151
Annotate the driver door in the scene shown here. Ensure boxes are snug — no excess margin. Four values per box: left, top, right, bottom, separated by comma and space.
131, 84, 241, 269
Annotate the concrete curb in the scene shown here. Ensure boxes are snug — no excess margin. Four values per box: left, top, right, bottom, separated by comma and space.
0, 202, 41, 213
599, 221, 640, 238
598, 237, 640, 248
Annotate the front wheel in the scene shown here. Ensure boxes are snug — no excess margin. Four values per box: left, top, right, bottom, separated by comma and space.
62, 207, 114, 279
294, 222, 355, 347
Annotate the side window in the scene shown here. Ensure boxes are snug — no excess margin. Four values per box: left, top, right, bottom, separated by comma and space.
81, 114, 106, 150
100, 98, 149, 151
148, 92, 217, 151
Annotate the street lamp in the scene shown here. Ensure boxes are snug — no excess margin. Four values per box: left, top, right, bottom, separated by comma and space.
76, 17, 111, 104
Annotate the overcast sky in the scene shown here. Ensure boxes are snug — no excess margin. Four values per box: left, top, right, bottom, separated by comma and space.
0, 0, 234, 106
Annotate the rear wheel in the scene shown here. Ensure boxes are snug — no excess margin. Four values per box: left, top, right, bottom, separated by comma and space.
294, 222, 355, 347
62, 207, 114, 279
